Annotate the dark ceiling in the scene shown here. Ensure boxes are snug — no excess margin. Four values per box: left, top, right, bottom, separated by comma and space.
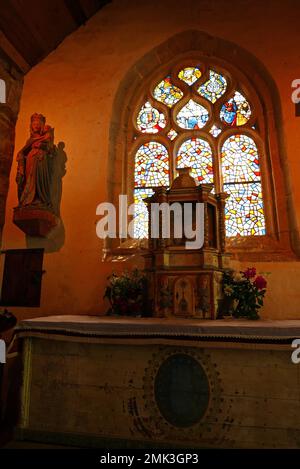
0, 0, 111, 73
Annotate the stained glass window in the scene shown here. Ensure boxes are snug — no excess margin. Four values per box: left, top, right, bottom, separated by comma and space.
136, 102, 166, 133
221, 134, 260, 183
209, 125, 222, 138
221, 135, 265, 236
197, 70, 227, 103
153, 76, 183, 107
134, 142, 169, 188
224, 183, 265, 236
167, 129, 178, 140
220, 91, 251, 126
176, 138, 214, 184
132, 62, 267, 240
176, 99, 209, 129
178, 67, 202, 85
133, 188, 154, 238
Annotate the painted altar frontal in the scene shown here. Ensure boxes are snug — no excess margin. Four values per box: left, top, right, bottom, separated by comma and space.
15, 315, 300, 449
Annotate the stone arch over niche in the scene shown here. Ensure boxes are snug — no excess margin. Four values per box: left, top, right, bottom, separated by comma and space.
106, 29, 298, 260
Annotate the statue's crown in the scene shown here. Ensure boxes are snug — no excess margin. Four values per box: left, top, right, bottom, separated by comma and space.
31, 113, 46, 123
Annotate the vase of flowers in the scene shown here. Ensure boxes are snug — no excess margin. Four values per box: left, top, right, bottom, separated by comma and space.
103, 269, 149, 317
221, 267, 267, 320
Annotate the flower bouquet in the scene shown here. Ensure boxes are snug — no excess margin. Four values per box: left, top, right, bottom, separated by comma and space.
221, 267, 267, 320
103, 269, 149, 317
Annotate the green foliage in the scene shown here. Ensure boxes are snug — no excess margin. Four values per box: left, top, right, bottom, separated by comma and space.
222, 267, 267, 320
103, 269, 149, 317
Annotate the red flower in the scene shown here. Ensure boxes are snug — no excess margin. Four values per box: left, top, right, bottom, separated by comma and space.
243, 267, 257, 279
253, 275, 267, 290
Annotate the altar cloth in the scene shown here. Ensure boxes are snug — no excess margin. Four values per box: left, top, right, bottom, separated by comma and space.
15, 315, 300, 343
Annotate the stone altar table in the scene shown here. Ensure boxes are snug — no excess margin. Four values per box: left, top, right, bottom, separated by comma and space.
14, 315, 300, 448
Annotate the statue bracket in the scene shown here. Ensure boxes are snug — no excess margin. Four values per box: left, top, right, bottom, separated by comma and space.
13, 206, 59, 237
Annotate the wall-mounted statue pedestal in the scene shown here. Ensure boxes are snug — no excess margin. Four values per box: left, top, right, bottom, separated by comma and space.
13, 206, 58, 237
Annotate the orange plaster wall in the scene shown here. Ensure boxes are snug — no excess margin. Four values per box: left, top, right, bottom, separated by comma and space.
1, 0, 300, 320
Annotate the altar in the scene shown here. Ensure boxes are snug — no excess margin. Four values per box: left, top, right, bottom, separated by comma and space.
14, 315, 300, 449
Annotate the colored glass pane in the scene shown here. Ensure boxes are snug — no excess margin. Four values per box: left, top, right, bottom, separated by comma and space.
133, 188, 154, 238
178, 67, 202, 85
220, 91, 251, 126
134, 142, 169, 187
167, 129, 178, 140
176, 138, 214, 184
153, 76, 183, 107
224, 182, 265, 236
176, 99, 209, 129
209, 125, 222, 137
221, 134, 260, 183
197, 70, 227, 103
136, 101, 166, 133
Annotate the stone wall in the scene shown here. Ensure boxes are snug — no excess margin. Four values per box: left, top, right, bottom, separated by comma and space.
0, 52, 23, 243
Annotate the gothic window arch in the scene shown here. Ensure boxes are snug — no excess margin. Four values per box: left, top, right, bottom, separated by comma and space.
130, 59, 267, 240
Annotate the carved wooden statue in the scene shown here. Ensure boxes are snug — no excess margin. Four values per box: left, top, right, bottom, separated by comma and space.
13, 114, 58, 237
16, 113, 55, 208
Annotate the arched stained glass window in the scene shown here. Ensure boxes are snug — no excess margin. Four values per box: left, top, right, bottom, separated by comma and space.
176, 138, 214, 185
176, 100, 209, 129
153, 76, 183, 107
197, 70, 227, 103
178, 66, 202, 85
134, 142, 169, 188
221, 134, 261, 183
131, 62, 266, 239
136, 102, 166, 133
221, 135, 265, 236
220, 91, 251, 126
134, 142, 169, 238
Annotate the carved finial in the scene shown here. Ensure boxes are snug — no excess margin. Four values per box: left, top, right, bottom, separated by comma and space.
171, 167, 197, 189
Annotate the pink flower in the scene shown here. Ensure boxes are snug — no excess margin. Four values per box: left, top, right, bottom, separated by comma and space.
243, 267, 257, 279
253, 275, 267, 290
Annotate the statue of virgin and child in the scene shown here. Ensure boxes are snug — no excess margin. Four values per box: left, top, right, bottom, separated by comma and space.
16, 113, 56, 209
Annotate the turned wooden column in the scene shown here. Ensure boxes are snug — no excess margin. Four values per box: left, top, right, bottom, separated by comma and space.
216, 192, 229, 253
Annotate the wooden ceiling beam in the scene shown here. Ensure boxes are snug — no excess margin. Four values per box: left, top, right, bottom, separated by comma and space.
0, 31, 30, 73
0, 0, 111, 73
0, 0, 44, 66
